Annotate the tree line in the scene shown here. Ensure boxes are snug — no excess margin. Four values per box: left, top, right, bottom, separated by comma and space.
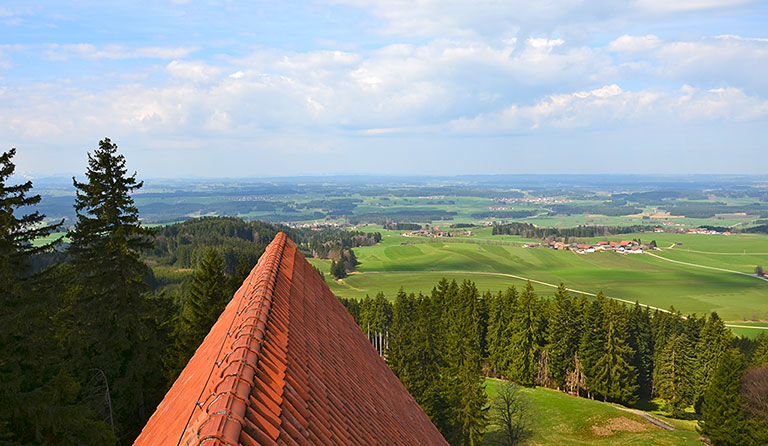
492, 222, 655, 240
340, 281, 768, 446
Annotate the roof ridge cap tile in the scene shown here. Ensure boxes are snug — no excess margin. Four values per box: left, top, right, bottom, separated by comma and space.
194, 232, 287, 446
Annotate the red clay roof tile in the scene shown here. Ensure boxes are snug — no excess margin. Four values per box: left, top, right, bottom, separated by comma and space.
135, 232, 447, 446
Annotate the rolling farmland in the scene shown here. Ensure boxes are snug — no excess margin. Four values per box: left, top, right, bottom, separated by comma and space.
314, 227, 768, 333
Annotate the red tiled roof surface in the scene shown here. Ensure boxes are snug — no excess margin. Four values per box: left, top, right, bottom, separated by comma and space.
135, 232, 447, 446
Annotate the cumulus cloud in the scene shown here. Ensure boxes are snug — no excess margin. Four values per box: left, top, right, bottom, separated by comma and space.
448, 84, 768, 134
608, 34, 662, 53
607, 34, 768, 93
166, 60, 223, 83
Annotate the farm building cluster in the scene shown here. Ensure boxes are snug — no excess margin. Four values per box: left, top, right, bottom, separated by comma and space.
524, 240, 650, 254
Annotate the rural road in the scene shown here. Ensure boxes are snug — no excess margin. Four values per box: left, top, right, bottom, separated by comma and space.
612, 406, 675, 431
646, 252, 768, 282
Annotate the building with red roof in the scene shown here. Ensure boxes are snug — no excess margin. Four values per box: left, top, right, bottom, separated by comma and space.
134, 233, 447, 446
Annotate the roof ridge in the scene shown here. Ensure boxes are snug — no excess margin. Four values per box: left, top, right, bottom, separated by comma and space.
191, 232, 288, 446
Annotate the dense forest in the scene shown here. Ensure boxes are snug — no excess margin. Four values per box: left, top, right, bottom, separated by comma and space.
341, 283, 768, 445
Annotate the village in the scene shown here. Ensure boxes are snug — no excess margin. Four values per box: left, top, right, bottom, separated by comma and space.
524, 239, 652, 254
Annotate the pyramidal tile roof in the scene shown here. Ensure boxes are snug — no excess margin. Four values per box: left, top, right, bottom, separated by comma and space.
135, 232, 447, 446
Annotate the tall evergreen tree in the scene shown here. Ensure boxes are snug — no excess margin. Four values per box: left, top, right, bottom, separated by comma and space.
693, 313, 732, 411
387, 288, 418, 387
651, 308, 684, 395
442, 280, 487, 446
546, 284, 581, 389
487, 287, 518, 377
57, 138, 162, 441
166, 249, 230, 381
580, 292, 607, 398
591, 300, 638, 404
699, 349, 748, 445
627, 303, 654, 398
0, 148, 114, 445
509, 282, 542, 387
411, 292, 452, 435
657, 333, 696, 417
752, 333, 768, 367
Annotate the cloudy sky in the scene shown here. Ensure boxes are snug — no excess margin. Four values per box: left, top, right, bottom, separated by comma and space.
2, 1, 767, 177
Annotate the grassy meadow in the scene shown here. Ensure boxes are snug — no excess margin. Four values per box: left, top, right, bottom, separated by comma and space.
483, 379, 702, 445
314, 227, 768, 328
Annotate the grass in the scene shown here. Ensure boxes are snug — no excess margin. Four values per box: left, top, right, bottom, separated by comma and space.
483, 379, 702, 445
317, 229, 768, 323
30, 232, 68, 247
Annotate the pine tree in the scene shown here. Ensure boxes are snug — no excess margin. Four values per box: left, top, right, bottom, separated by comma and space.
412, 292, 452, 435
580, 292, 607, 398
387, 288, 418, 386
441, 280, 487, 446
591, 300, 638, 404
0, 148, 114, 444
167, 249, 230, 380
547, 284, 581, 389
752, 333, 768, 367
651, 308, 684, 395
627, 303, 654, 398
487, 287, 518, 377
509, 282, 542, 387
657, 333, 696, 417
693, 313, 732, 412
699, 349, 748, 445
58, 138, 161, 441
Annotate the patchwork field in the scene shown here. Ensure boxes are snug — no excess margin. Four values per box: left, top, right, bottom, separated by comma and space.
314, 228, 768, 334
483, 379, 702, 445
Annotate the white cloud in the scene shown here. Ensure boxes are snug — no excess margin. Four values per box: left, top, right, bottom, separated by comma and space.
634, 0, 753, 13
448, 84, 768, 134
166, 60, 223, 83
608, 34, 662, 53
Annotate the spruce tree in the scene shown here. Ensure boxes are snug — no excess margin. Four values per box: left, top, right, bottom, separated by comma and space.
657, 333, 696, 417
487, 287, 518, 377
0, 148, 114, 444
627, 303, 654, 398
547, 284, 581, 389
387, 288, 418, 387
699, 349, 748, 445
59, 138, 160, 441
509, 282, 542, 386
412, 292, 452, 435
442, 280, 487, 446
591, 300, 638, 404
693, 313, 731, 411
752, 333, 768, 367
580, 292, 608, 398
167, 249, 230, 380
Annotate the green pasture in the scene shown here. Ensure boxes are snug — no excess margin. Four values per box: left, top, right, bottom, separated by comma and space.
30, 232, 68, 247
725, 322, 768, 338
315, 232, 768, 322
483, 379, 702, 445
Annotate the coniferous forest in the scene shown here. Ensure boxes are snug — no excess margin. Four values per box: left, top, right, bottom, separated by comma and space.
2, 141, 768, 445
343, 283, 768, 445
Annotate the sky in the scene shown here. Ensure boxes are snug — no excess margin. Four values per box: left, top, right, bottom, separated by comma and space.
1, 0, 767, 178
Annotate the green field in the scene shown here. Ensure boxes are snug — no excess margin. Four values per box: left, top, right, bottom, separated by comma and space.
483, 379, 702, 445
314, 228, 768, 326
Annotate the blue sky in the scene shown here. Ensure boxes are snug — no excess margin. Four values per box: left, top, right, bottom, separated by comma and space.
2, 0, 767, 177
